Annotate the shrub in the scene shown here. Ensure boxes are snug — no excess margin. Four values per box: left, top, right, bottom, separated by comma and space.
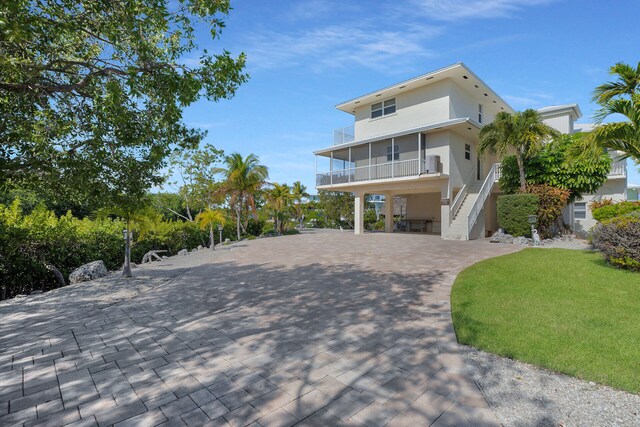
497, 194, 539, 237
372, 219, 385, 231
591, 201, 640, 222
525, 184, 570, 238
589, 198, 614, 210
591, 212, 640, 271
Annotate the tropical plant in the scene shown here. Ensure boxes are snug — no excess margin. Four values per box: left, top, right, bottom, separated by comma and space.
525, 184, 570, 237
496, 193, 539, 237
195, 208, 226, 250
499, 133, 611, 201
215, 153, 269, 240
588, 62, 640, 162
591, 201, 640, 222
265, 183, 292, 235
318, 191, 355, 228
291, 181, 309, 228
479, 109, 560, 192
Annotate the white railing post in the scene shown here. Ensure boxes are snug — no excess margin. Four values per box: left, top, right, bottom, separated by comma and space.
368, 142, 372, 181
391, 138, 395, 178
348, 147, 352, 183
330, 151, 333, 186
417, 133, 421, 175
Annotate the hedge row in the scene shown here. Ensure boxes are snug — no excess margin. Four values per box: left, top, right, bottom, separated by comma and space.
591, 212, 640, 271
0, 201, 253, 299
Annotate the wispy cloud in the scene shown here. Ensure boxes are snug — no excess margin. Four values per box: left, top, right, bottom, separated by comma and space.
409, 0, 554, 21
244, 23, 440, 74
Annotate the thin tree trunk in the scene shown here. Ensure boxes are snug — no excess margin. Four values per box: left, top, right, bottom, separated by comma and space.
209, 225, 215, 250
236, 206, 241, 241
123, 219, 132, 277
516, 153, 527, 192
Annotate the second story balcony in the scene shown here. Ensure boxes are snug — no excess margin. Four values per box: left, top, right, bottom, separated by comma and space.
608, 159, 626, 178
333, 125, 354, 146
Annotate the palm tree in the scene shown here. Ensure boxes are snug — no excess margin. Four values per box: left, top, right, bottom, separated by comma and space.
195, 208, 226, 250
590, 62, 640, 161
265, 183, 292, 235
215, 153, 269, 241
479, 109, 559, 192
291, 181, 309, 228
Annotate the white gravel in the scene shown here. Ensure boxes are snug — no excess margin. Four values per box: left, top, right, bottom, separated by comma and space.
461, 345, 640, 427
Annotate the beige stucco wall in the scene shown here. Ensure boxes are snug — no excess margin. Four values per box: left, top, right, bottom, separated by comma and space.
352, 80, 452, 140
448, 132, 477, 188
542, 114, 573, 134
572, 178, 627, 236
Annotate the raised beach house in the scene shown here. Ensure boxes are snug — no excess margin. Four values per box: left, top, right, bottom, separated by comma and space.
314, 63, 627, 239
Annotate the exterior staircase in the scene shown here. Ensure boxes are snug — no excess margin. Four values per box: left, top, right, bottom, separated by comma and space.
443, 163, 502, 240
447, 183, 483, 240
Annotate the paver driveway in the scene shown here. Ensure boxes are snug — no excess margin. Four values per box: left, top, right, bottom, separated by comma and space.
0, 230, 519, 427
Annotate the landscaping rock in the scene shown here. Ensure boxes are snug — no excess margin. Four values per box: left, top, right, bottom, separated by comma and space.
69, 260, 108, 284
490, 229, 514, 244
178, 249, 188, 256
197, 245, 203, 250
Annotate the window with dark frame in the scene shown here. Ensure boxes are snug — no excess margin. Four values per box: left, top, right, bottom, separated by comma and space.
371, 98, 396, 119
386, 144, 399, 161
574, 202, 587, 219
478, 104, 483, 123
464, 143, 471, 160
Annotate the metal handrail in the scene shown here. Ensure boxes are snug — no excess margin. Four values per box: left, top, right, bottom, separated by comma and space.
467, 163, 500, 235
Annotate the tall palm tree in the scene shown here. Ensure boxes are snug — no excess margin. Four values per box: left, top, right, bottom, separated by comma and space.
479, 109, 559, 192
291, 180, 309, 228
590, 62, 640, 161
265, 183, 292, 235
195, 208, 226, 250
215, 153, 268, 240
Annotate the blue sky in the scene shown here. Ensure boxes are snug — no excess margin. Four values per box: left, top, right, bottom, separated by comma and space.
176, 0, 640, 192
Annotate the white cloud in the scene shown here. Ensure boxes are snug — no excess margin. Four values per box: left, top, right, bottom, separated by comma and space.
244, 23, 439, 73
409, 0, 554, 21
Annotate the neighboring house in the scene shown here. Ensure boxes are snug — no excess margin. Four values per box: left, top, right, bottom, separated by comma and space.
313, 62, 627, 239
628, 184, 639, 201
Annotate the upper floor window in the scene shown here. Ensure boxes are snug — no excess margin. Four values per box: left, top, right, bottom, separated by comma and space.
387, 144, 399, 161
478, 104, 483, 123
465, 144, 471, 160
372, 98, 396, 119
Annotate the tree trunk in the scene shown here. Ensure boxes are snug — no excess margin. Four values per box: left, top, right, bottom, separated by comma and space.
516, 153, 527, 192
209, 225, 215, 250
236, 206, 241, 241
123, 219, 132, 277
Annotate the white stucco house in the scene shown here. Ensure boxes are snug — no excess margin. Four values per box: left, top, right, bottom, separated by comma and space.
314, 63, 627, 239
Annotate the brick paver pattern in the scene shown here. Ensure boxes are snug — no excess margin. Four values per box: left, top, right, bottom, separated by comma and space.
0, 231, 519, 426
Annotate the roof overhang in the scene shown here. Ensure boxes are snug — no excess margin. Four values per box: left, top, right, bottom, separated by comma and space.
537, 104, 582, 121
335, 62, 514, 115
314, 117, 481, 155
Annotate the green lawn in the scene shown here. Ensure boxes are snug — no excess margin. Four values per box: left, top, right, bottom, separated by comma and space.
451, 248, 640, 394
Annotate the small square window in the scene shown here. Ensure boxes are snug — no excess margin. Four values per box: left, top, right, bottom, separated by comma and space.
464, 144, 471, 160
574, 202, 587, 220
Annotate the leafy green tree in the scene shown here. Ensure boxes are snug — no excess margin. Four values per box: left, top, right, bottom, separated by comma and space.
265, 183, 292, 235
215, 153, 269, 240
195, 208, 226, 250
318, 191, 355, 228
499, 133, 611, 201
0, 0, 247, 204
291, 181, 309, 228
588, 62, 640, 162
479, 109, 559, 192
165, 144, 225, 220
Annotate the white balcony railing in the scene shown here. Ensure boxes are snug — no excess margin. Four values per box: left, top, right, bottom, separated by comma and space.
333, 125, 355, 146
608, 160, 626, 177
316, 158, 435, 186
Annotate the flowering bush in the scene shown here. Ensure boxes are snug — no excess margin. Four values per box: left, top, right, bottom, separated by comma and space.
591, 201, 640, 222
525, 184, 570, 237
